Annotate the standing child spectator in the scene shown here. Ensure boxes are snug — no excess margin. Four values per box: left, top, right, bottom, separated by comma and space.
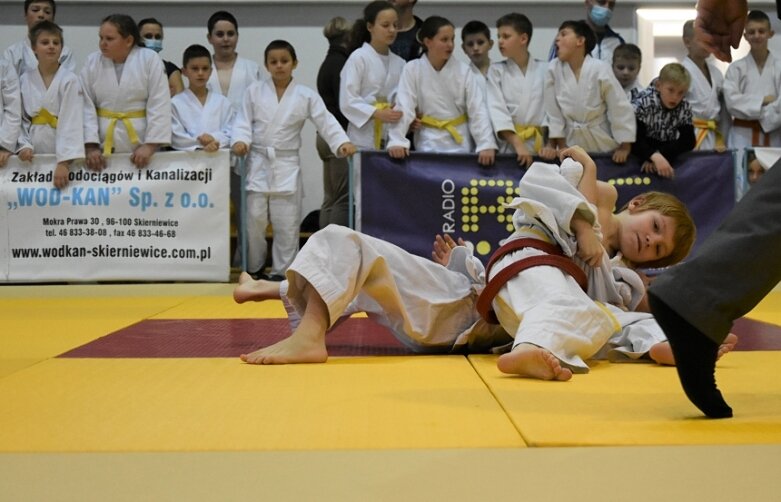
681, 20, 728, 151
631, 63, 695, 178
542, 20, 634, 163
723, 10, 781, 153
3, 0, 75, 77
612, 43, 643, 100
387, 16, 497, 165
0, 59, 22, 168
461, 20, 493, 77
80, 14, 171, 170
340, 1, 405, 151
389, 0, 422, 61
16, 21, 83, 188
231, 40, 356, 281
317, 16, 353, 228
138, 18, 185, 96
170, 44, 235, 152
486, 13, 546, 167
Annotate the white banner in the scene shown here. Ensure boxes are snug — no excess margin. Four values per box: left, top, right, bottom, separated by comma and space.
1, 150, 230, 282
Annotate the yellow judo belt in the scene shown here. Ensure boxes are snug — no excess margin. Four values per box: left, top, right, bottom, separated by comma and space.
514, 123, 543, 153
373, 101, 391, 150
97, 108, 146, 155
420, 114, 467, 144
31, 108, 58, 128
693, 117, 725, 150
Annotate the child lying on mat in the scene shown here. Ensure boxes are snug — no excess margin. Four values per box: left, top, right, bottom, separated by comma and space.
233, 146, 736, 378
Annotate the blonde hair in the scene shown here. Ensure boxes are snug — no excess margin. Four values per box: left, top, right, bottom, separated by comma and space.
658, 62, 691, 89
323, 16, 351, 42
620, 191, 696, 268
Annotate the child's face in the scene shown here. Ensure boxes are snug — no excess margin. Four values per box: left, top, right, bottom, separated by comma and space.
207, 20, 238, 56
555, 28, 584, 61
748, 158, 766, 184
684, 35, 711, 60
461, 32, 492, 66
368, 8, 398, 48
265, 48, 297, 82
656, 80, 688, 109
612, 55, 640, 88
496, 26, 527, 59
25, 1, 54, 28
32, 31, 62, 64
744, 20, 773, 50
424, 25, 455, 62
99, 22, 135, 62
618, 206, 677, 265
183, 56, 212, 89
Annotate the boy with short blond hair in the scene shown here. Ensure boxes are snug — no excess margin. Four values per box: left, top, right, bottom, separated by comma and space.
3, 0, 75, 76
631, 63, 696, 178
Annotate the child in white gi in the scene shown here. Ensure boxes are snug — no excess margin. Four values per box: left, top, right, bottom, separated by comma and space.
231, 147, 738, 378
0, 59, 22, 168
387, 16, 497, 166
611, 43, 643, 101
461, 20, 493, 77
3, 0, 75, 77
339, 1, 406, 151
231, 40, 356, 280
81, 14, 171, 170
542, 20, 635, 164
171, 44, 234, 152
486, 13, 546, 167
16, 21, 84, 189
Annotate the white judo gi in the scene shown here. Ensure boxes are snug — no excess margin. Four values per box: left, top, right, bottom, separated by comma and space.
231, 79, 350, 275
206, 56, 261, 114
486, 57, 547, 155
545, 56, 635, 153
170, 89, 235, 151
81, 47, 172, 154
682, 56, 729, 151
723, 52, 781, 150
0, 59, 22, 154
387, 54, 497, 153
3, 38, 76, 77
17, 66, 84, 162
339, 42, 405, 150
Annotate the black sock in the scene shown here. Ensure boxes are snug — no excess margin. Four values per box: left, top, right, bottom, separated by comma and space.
649, 292, 733, 418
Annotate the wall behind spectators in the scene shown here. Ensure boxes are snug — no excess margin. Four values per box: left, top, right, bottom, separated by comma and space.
0, 1, 774, 223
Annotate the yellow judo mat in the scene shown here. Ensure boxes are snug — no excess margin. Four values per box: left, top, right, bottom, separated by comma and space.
1, 285, 780, 454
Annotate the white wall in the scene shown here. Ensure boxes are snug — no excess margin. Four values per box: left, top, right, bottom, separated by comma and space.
8, 0, 771, 222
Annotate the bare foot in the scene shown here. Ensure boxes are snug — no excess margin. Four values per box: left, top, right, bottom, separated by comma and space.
240, 331, 328, 364
233, 272, 282, 304
496, 344, 573, 381
649, 332, 738, 366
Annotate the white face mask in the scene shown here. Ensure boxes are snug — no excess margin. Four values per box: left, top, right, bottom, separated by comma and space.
589, 4, 613, 27
144, 39, 163, 53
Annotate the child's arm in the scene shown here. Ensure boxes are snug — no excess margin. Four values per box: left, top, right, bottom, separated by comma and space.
602, 69, 636, 162
559, 145, 598, 205
498, 130, 533, 167
0, 61, 22, 165
465, 69, 498, 166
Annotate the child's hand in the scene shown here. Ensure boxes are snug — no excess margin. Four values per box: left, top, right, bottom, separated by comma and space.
85, 144, 106, 171
539, 143, 558, 161
232, 142, 248, 156
338, 142, 357, 157
640, 160, 656, 174
203, 140, 220, 152
612, 143, 631, 164
650, 152, 674, 178
510, 136, 533, 167
763, 95, 776, 106
197, 133, 216, 147
53, 162, 70, 189
0, 149, 11, 168
409, 117, 422, 133
477, 148, 496, 167
431, 234, 465, 266
18, 148, 34, 162
388, 146, 409, 159
575, 226, 605, 268
374, 108, 403, 123
130, 143, 158, 169
558, 145, 590, 164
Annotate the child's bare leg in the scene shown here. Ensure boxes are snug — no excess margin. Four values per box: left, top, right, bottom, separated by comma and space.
496, 343, 573, 381
233, 272, 282, 304
240, 283, 329, 364
649, 333, 739, 366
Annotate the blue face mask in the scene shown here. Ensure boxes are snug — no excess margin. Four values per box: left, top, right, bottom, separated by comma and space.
144, 39, 163, 53
589, 4, 613, 27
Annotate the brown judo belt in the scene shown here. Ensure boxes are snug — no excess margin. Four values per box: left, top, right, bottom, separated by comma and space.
476, 238, 588, 324
732, 118, 770, 147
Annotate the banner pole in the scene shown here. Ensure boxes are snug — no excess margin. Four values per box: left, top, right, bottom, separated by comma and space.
239, 155, 248, 273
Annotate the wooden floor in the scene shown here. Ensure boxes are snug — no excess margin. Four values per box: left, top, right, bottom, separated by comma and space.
1, 283, 780, 501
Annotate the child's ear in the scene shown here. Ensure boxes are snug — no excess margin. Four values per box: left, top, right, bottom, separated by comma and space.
627, 195, 646, 212
520, 33, 529, 46
293, 60, 299, 69
488, 39, 494, 50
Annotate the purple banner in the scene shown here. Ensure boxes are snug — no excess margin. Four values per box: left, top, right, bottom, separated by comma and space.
358, 151, 735, 264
